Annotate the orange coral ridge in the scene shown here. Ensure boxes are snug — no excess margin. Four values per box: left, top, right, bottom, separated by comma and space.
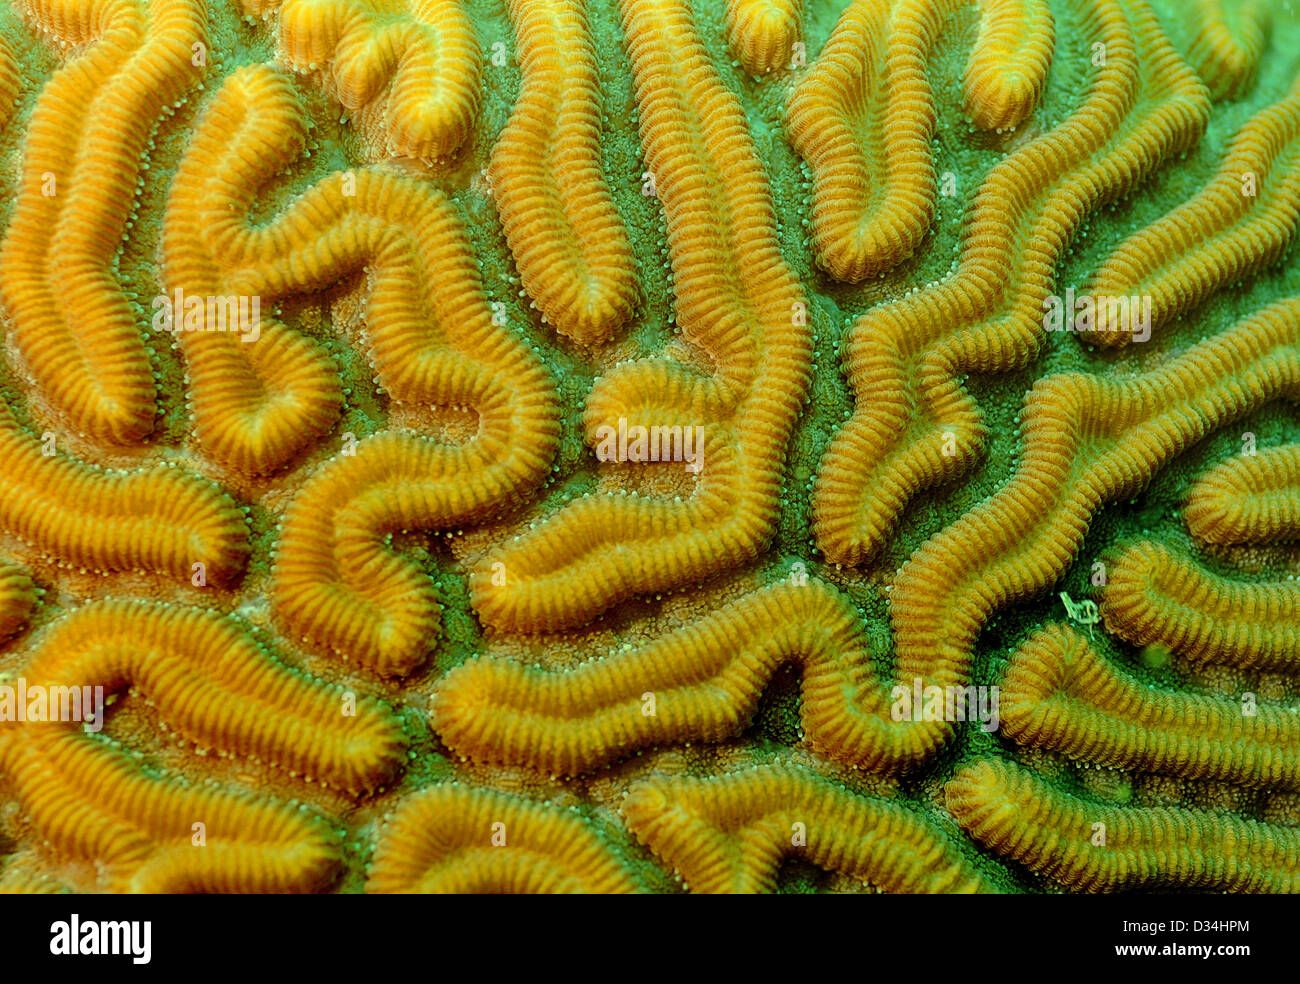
1100, 538, 1300, 671
489, 0, 637, 346
947, 757, 1300, 892
785, 0, 1053, 283
368, 784, 638, 893
1185, 443, 1300, 544
11, 599, 405, 792
163, 64, 341, 476
1082, 73, 1300, 347
0, 0, 206, 444
1187, 0, 1270, 102
785, 0, 927, 285
437, 578, 906, 774
265, 0, 481, 160
622, 764, 996, 893
1000, 623, 1300, 789
0, 562, 37, 641
168, 53, 560, 575
0, 401, 249, 584
811, 0, 1210, 566
0, 730, 339, 892
725, 0, 802, 76
468, 0, 813, 633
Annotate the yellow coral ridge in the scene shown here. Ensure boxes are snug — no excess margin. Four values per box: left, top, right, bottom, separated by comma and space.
0, 730, 339, 893
785, 0, 1053, 283
1187, 0, 1270, 102
18, 0, 133, 43
811, 0, 1209, 565
1001, 624, 1300, 789
947, 757, 1300, 892
883, 297, 1300, 765
0, 0, 205, 444
368, 784, 638, 893
1186, 444, 1300, 544
163, 65, 342, 475
623, 764, 996, 893
725, 0, 801, 76
273, 428, 557, 678
167, 89, 559, 672
0, 563, 37, 642
174, 66, 557, 660
469, 0, 813, 633
268, 0, 480, 159
1082, 75, 1300, 347
0, 402, 249, 584
169, 64, 561, 480
14, 600, 405, 792
784, 0, 939, 284
0, 35, 19, 130
452, 300, 1300, 769
964, 0, 1055, 131
1100, 539, 1300, 671
489, 0, 636, 345
438, 579, 909, 774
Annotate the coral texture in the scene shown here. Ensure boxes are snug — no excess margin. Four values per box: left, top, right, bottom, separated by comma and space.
0, 0, 1297, 896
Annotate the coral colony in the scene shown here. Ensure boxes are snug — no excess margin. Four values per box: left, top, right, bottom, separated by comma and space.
0, 0, 1296, 895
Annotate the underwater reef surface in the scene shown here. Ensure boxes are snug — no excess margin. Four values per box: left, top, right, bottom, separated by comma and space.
0, 0, 1297, 894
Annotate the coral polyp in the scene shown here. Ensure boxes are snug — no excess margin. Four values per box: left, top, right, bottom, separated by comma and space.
0, 0, 1298, 896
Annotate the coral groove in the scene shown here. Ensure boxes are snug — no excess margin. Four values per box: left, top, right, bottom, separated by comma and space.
438, 579, 899, 773
445, 295, 1300, 770
13, 600, 406, 792
164, 64, 342, 476
882, 297, 1300, 764
0, 563, 37, 642
725, 0, 802, 76
256, 0, 481, 159
0, 730, 339, 893
168, 64, 559, 672
1187, 0, 1270, 102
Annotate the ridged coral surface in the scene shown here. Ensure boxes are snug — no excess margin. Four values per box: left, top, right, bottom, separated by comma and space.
0, 0, 1298, 895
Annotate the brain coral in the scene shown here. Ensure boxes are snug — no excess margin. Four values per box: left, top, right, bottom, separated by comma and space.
0, 0, 1298, 897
